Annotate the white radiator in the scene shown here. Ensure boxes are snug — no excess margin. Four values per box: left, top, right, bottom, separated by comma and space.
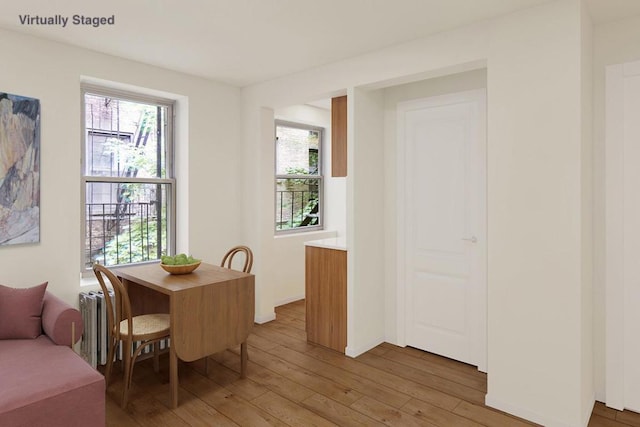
79, 290, 113, 368
79, 291, 169, 369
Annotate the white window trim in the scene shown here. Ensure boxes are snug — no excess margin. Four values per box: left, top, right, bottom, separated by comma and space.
274, 120, 324, 235
80, 85, 176, 276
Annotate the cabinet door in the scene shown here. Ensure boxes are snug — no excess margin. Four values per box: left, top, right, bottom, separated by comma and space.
305, 246, 347, 352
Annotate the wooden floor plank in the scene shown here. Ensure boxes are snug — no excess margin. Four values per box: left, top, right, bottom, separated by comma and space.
203, 358, 269, 401
356, 352, 486, 405
276, 314, 307, 331
276, 300, 305, 317
252, 322, 318, 353
246, 332, 281, 352
400, 345, 485, 379
616, 409, 640, 427
126, 395, 191, 427
589, 414, 632, 427
245, 345, 364, 406
367, 344, 392, 357
274, 304, 306, 322
104, 299, 631, 427
379, 346, 487, 391
153, 388, 239, 427
105, 397, 141, 427
217, 351, 317, 403
453, 401, 539, 427
401, 398, 484, 427
178, 368, 288, 427
306, 345, 462, 411
259, 319, 308, 341
301, 393, 386, 427
592, 402, 618, 421
252, 391, 338, 427
268, 344, 412, 409
350, 395, 438, 427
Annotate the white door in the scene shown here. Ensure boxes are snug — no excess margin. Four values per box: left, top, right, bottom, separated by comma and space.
398, 89, 487, 371
606, 59, 640, 411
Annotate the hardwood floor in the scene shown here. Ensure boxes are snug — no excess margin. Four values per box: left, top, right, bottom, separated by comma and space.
105, 300, 632, 426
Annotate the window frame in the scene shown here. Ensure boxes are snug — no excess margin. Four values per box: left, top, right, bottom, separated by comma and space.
274, 119, 324, 235
80, 84, 176, 275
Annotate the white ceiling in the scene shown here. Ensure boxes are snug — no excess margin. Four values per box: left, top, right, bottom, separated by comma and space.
0, 0, 638, 87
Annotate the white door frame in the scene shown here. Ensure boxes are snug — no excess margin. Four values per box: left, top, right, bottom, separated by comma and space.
605, 59, 640, 410
395, 89, 487, 372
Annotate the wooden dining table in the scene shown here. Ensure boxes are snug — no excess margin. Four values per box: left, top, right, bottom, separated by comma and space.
115, 262, 255, 408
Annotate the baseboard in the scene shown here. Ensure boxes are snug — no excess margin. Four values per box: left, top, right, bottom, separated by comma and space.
255, 311, 276, 324
345, 336, 385, 358
274, 294, 304, 307
486, 393, 596, 427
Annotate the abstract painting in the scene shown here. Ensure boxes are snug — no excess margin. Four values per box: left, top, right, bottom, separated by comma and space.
0, 92, 40, 245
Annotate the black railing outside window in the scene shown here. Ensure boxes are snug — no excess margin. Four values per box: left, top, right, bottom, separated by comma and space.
85, 201, 163, 268
276, 186, 319, 231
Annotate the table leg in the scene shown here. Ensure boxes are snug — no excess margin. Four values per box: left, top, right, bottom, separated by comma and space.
240, 341, 248, 379
170, 344, 179, 408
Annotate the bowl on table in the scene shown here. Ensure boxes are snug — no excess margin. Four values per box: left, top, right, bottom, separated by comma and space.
160, 261, 201, 275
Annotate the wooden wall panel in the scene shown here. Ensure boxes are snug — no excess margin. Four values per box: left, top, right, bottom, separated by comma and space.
331, 95, 347, 177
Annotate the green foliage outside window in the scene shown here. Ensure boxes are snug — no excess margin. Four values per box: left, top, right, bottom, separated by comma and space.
98, 214, 167, 266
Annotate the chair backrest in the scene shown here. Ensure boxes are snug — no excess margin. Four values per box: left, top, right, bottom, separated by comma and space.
93, 263, 133, 339
220, 245, 253, 273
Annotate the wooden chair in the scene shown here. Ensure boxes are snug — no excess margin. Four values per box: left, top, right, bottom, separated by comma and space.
220, 245, 253, 273
93, 264, 171, 408
204, 245, 254, 375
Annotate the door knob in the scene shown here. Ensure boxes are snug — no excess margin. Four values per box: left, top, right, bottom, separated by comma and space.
462, 236, 477, 243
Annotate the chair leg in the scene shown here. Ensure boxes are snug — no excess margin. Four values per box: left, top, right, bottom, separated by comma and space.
153, 342, 160, 373
104, 337, 117, 387
121, 339, 132, 408
126, 347, 141, 398
240, 341, 248, 379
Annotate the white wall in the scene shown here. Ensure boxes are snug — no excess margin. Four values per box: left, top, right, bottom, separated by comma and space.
346, 86, 386, 356
484, 2, 591, 424
580, 2, 594, 423
242, 0, 593, 425
0, 29, 242, 306
592, 13, 640, 403
268, 104, 345, 308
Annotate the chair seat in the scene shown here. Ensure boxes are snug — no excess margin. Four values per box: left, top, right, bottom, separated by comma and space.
119, 313, 170, 340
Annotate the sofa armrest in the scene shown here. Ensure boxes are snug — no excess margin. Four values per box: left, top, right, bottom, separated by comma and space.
42, 292, 84, 346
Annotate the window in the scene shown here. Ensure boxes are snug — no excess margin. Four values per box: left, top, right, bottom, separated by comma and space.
275, 120, 323, 233
82, 86, 175, 271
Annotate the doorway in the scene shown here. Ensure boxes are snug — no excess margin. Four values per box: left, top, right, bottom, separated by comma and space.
397, 89, 487, 372
605, 59, 640, 411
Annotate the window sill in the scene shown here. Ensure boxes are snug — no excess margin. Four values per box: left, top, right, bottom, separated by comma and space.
274, 229, 337, 241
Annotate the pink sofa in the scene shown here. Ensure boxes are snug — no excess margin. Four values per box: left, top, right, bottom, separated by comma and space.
0, 292, 105, 427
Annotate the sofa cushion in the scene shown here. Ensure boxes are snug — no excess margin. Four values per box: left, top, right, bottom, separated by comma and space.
0, 282, 48, 339
42, 292, 84, 346
0, 336, 105, 427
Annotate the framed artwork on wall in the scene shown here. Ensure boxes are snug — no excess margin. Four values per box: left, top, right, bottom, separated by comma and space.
0, 92, 40, 246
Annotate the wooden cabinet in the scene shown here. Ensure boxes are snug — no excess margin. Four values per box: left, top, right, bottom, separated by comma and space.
331, 95, 347, 177
305, 245, 347, 353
